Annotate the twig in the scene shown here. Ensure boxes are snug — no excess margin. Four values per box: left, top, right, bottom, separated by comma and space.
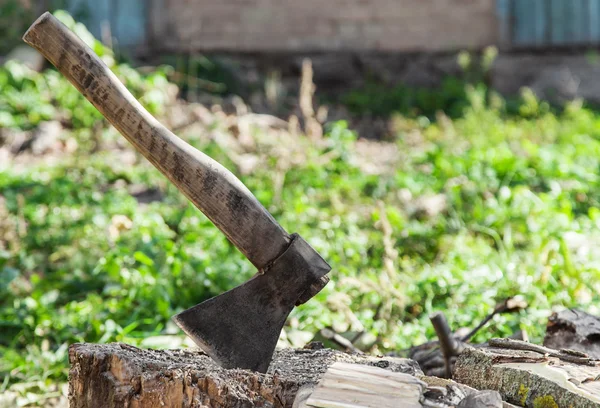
320, 328, 364, 355
460, 313, 496, 343
460, 296, 528, 342
430, 312, 460, 378
488, 338, 598, 366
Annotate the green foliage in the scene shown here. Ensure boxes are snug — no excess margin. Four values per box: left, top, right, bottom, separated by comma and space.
0, 2, 90, 56
340, 46, 500, 120
0, 10, 173, 132
0, 0, 34, 55
341, 77, 470, 119
0, 52, 172, 131
2, 26, 600, 400
162, 54, 237, 97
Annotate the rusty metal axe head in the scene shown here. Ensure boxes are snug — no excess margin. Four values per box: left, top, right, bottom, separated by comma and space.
174, 234, 329, 372
24, 12, 331, 373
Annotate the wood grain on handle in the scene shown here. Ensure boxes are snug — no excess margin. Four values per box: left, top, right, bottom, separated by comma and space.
23, 12, 291, 269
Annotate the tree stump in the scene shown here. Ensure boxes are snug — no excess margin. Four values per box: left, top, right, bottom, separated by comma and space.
68, 343, 421, 408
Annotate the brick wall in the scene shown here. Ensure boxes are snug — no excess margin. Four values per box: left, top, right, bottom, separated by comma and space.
149, 0, 498, 52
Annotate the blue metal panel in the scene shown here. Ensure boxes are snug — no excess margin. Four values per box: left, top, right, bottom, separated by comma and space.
533, 0, 547, 45
77, 0, 111, 39
65, 0, 146, 48
113, 0, 147, 47
513, 0, 534, 45
550, 0, 567, 44
572, 0, 588, 43
514, 0, 536, 45
590, 0, 600, 42
508, 0, 600, 47
496, 0, 512, 46
562, 0, 576, 43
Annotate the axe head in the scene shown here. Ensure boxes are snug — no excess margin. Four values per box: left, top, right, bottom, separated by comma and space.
173, 234, 330, 372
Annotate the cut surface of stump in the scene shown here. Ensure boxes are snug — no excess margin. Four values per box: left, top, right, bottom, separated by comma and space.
68, 343, 421, 408
454, 346, 600, 408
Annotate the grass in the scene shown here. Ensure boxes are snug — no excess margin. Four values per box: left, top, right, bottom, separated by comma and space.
2, 12, 600, 404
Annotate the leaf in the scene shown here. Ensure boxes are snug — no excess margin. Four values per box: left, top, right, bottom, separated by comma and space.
134, 251, 154, 267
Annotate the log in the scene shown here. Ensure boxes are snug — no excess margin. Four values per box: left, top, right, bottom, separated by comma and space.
68, 343, 421, 408
454, 344, 600, 408
544, 309, 600, 359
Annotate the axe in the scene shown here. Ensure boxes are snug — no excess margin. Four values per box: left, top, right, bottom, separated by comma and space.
24, 12, 331, 373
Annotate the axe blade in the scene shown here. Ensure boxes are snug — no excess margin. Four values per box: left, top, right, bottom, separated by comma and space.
173, 234, 330, 372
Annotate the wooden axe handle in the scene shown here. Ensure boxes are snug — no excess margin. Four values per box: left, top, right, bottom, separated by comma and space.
23, 12, 291, 269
